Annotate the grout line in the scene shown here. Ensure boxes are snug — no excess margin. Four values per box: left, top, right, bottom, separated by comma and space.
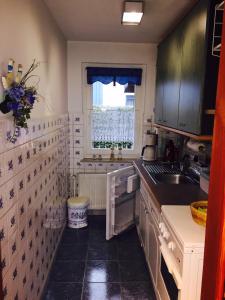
40, 223, 66, 299
80, 231, 89, 300
116, 239, 123, 300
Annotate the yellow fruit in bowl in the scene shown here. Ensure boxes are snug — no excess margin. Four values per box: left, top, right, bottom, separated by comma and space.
190, 201, 208, 227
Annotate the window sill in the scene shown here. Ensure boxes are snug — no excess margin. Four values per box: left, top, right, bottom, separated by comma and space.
80, 158, 137, 163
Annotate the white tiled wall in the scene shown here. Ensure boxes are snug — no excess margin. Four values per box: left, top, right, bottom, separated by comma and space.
68, 113, 85, 176
0, 114, 69, 300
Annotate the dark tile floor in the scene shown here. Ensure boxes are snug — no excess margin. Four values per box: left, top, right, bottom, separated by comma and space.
42, 216, 156, 300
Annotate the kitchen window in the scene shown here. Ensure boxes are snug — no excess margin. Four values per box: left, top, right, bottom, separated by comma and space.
91, 81, 135, 149
83, 65, 145, 156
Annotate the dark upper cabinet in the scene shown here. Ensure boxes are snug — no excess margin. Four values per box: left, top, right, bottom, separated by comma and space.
155, 42, 165, 124
178, 0, 207, 134
155, 0, 219, 135
162, 26, 182, 129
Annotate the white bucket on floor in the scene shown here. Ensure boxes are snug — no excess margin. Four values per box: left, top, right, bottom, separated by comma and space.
67, 196, 89, 228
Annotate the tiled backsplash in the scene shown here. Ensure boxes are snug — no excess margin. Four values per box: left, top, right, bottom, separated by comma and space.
0, 114, 69, 300
69, 113, 84, 173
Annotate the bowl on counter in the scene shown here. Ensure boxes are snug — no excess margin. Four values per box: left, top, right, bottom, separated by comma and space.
190, 201, 208, 226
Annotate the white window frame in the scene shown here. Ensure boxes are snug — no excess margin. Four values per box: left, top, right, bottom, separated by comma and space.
82, 63, 146, 158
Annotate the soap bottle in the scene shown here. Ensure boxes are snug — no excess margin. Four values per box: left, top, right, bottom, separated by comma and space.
110, 146, 115, 160
118, 147, 122, 160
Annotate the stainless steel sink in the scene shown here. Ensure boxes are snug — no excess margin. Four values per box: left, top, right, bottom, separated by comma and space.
151, 173, 194, 185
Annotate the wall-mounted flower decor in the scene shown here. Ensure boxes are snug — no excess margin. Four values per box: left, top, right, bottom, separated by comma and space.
0, 59, 40, 143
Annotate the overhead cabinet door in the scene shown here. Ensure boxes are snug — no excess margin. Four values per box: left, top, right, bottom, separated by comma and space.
178, 0, 207, 134
155, 43, 165, 125
154, 0, 218, 135
162, 27, 182, 129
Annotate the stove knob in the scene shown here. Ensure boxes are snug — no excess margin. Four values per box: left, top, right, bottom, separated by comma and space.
159, 222, 165, 233
163, 230, 170, 240
168, 241, 176, 251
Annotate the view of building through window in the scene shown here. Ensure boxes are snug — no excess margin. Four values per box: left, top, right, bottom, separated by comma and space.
91, 82, 135, 149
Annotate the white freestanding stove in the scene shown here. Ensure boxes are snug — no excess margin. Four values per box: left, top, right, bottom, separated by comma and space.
158, 205, 206, 300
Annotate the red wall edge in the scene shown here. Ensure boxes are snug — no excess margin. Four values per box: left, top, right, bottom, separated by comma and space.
201, 7, 225, 300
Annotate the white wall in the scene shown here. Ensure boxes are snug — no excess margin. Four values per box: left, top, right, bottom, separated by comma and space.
67, 41, 157, 116
0, 0, 67, 117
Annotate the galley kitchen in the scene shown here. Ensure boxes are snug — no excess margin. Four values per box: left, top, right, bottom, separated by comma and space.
0, 1, 224, 300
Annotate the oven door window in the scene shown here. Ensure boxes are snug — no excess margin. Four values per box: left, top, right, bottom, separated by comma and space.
161, 255, 179, 300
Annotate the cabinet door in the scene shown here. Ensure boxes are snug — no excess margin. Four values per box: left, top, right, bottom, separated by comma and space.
162, 28, 182, 128
178, 0, 207, 134
155, 43, 165, 124
139, 194, 147, 249
146, 212, 159, 286
155, 28, 182, 128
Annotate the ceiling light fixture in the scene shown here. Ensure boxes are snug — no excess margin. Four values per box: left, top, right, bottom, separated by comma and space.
122, 1, 144, 25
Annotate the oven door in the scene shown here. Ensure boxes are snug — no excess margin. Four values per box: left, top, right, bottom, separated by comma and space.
158, 236, 182, 300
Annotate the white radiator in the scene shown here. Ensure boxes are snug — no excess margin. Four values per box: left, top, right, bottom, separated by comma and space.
78, 173, 107, 209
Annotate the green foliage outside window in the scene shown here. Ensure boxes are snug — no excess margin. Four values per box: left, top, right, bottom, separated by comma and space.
92, 141, 133, 149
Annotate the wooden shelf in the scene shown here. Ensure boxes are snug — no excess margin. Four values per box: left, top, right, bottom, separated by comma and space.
81, 158, 136, 163
154, 124, 213, 141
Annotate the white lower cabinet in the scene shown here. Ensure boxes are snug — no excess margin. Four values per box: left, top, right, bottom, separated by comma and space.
139, 191, 148, 250
137, 181, 160, 299
146, 213, 159, 286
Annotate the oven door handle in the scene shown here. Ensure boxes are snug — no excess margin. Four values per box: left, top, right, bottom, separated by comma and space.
160, 243, 182, 290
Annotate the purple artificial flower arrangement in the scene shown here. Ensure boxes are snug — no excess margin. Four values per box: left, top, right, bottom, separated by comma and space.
0, 59, 40, 143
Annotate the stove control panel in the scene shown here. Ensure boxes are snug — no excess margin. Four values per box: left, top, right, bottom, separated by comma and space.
168, 241, 176, 251
159, 219, 183, 275
159, 222, 170, 240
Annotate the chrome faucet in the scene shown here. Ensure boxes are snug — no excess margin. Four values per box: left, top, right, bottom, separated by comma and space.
180, 154, 191, 173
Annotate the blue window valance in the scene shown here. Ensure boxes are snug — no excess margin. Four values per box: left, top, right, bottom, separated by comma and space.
86, 67, 142, 86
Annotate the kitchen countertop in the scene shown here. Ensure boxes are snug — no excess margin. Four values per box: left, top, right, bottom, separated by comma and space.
133, 159, 208, 211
